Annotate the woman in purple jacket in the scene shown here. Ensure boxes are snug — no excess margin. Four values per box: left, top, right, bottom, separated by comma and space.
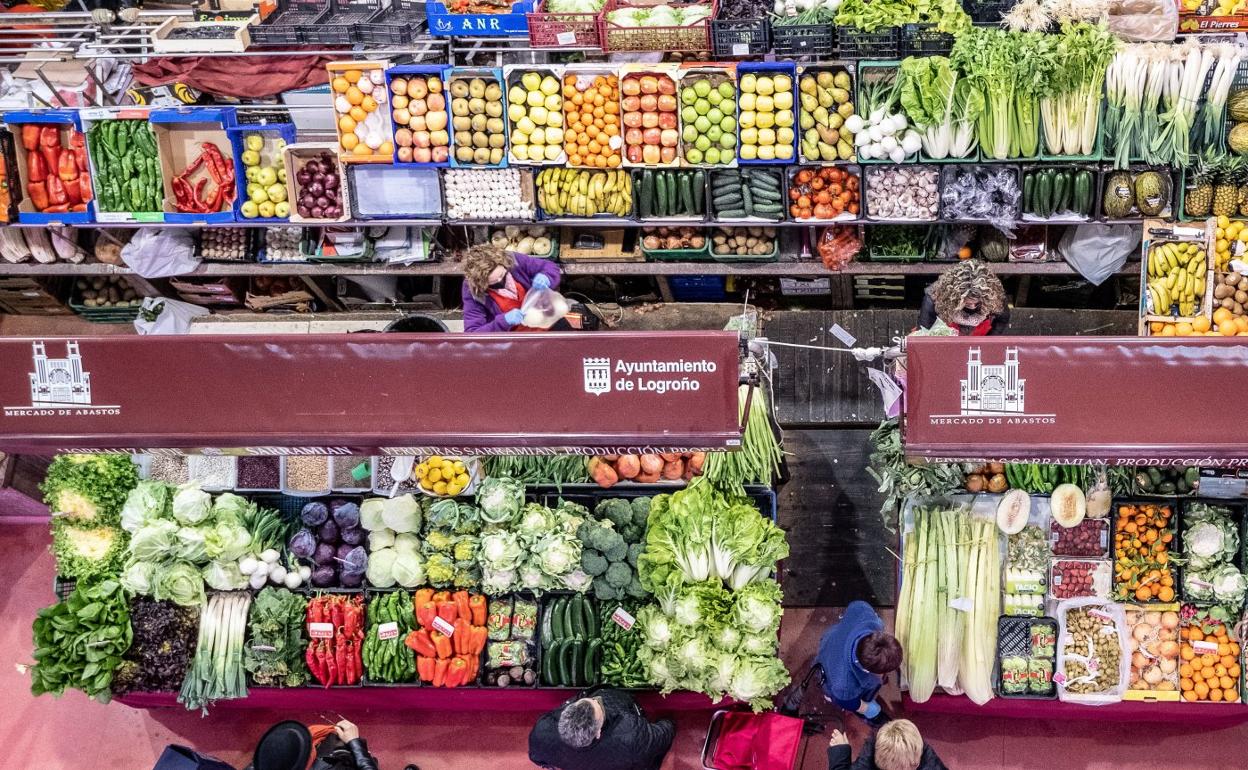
461, 244, 564, 332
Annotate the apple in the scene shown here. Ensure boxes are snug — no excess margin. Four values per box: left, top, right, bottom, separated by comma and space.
274, 201, 290, 218
258, 201, 276, 218
249, 186, 268, 204
276, 166, 287, 184
245, 167, 260, 183
256, 167, 277, 187
266, 183, 287, 203
245, 134, 264, 152
240, 200, 259, 218
241, 149, 261, 167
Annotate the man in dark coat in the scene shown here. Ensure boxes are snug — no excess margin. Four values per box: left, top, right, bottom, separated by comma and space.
827, 720, 947, 770
529, 687, 675, 770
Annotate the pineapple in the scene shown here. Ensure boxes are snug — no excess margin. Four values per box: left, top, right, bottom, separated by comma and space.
1213, 154, 1243, 218
1186, 149, 1216, 218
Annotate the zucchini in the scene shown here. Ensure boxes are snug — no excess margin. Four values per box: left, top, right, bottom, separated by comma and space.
679, 172, 694, 215
569, 639, 584, 687
583, 596, 598, 639
1074, 169, 1092, 215
742, 185, 754, 217
692, 170, 705, 215
1054, 170, 1070, 213
569, 595, 586, 638
541, 600, 555, 649
1036, 170, 1053, 219
562, 638, 579, 687
543, 639, 560, 685
656, 172, 670, 216
585, 639, 601, 686
639, 170, 653, 219
1023, 172, 1036, 215
549, 597, 565, 641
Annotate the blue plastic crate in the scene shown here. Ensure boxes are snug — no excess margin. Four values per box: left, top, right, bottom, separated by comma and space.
735, 62, 798, 165
668, 275, 727, 301
227, 122, 297, 224
2, 109, 95, 225
426, 0, 535, 36
446, 67, 510, 169
385, 64, 452, 167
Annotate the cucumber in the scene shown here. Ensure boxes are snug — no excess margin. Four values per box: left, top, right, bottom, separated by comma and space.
749, 175, 781, 192
743, 185, 754, 217
656, 172, 669, 216
569, 639, 584, 687
585, 639, 601, 686
680, 173, 694, 215
569, 595, 586, 638
1023, 172, 1035, 215
583, 597, 598, 639
561, 637, 579, 687
752, 203, 784, 215
556, 597, 570, 640
639, 170, 653, 219
692, 170, 705, 215
718, 207, 747, 218
1074, 169, 1092, 215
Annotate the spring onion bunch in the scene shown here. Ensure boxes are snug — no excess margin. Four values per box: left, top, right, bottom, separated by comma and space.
703, 385, 783, 487
1040, 23, 1118, 157
1152, 41, 1217, 167
178, 591, 252, 712
1198, 44, 1244, 150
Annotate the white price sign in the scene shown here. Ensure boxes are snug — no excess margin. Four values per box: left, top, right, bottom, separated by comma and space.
432, 616, 455, 636
377, 621, 399, 641
308, 622, 334, 639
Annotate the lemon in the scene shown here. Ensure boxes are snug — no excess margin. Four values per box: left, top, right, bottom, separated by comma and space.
453, 460, 466, 473
455, 473, 470, 487
433, 480, 449, 495
428, 467, 442, 483
1218, 215, 1231, 229
415, 464, 428, 479
428, 455, 444, 466
441, 461, 454, 475
420, 477, 434, 490
446, 482, 463, 496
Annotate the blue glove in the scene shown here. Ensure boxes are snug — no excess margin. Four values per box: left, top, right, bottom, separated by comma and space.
504, 309, 524, 326
861, 701, 881, 719
531, 273, 552, 290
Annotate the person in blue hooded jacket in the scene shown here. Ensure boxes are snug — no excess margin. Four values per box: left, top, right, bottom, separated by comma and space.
816, 601, 902, 726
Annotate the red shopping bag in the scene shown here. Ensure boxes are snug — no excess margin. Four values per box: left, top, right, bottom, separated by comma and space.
709, 711, 804, 770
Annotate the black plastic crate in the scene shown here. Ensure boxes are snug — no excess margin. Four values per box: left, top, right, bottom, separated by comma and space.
358, 0, 425, 44
994, 615, 1058, 699
711, 17, 769, 58
833, 27, 898, 59
307, 0, 383, 44
770, 22, 834, 57
899, 23, 952, 56
963, 0, 1010, 22
250, 0, 331, 45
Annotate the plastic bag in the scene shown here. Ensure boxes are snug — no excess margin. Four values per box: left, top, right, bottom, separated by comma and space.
121, 228, 199, 278
134, 297, 209, 335
1055, 597, 1130, 706
519, 287, 571, 329
1106, 0, 1177, 41
1057, 224, 1141, 285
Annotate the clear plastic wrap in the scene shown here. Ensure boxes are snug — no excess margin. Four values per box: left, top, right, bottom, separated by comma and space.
939, 167, 1021, 231
1056, 597, 1129, 705
1107, 0, 1177, 42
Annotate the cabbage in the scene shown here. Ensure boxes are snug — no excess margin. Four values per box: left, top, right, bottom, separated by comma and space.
120, 481, 171, 533
366, 548, 398, 588
121, 561, 157, 595
153, 560, 204, 606
731, 579, 783, 636
205, 522, 252, 562
739, 633, 778, 656
561, 569, 592, 593
203, 560, 248, 591
174, 526, 209, 562
637, 604, 675, 649
393, 553, 426, 588
479, 531, 524, 572
369, 528, 396, 551
547, 0, 604, 11
533, 532, 582, 577
728, 656, 790, 711
517, 503, 557, 540
1211, 564, 1248, 606
171, 483, 212, 526
129, 518, 179, 562
382, 494, 422, 533
211, 492, 254, 525
394, 533, 422, 558
360, 498, 387, 531
1185, 512, 1239, 572
476, 477, 524, 525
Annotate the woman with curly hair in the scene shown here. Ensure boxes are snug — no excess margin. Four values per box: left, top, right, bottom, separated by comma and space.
460, 244, 564, 332
918, 260, 1010, 335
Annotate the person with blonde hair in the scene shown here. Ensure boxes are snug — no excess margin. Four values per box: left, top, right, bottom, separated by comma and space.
460, 244, 564, 332
826, 719, 946, 770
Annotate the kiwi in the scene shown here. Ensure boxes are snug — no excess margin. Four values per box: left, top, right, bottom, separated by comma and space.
1235, 290, 1247, 304
1216, 284, 1234, 299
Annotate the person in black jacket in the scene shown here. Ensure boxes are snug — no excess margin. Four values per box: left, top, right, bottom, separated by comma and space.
248, 719, 388, 770
827, 719, 946, 770
529, 687, 675, 770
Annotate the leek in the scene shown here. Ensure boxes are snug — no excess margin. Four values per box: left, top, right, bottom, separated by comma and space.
179, 592, 251, 712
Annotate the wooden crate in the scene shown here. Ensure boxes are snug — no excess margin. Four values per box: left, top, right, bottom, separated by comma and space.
556, 228, 641, 261
0, 276, 71, 315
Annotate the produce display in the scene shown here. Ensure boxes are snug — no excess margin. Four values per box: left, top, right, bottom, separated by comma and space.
855, 69, 922, 163
737, 69, 795, 162
305, 593, 364, 686
1113, 502, 1176, 603
1126, 606, 1180, 698
997, 617, 1055, 697
621, 69, 679, 165
896, 56, 978, 161
362, 590, 416, 683
1058, 601, 1126, 703
865, 166, 935, 221
710, 168, 784, 220
404, 589, 487, 688
287, 499, 368, 589
541, 593, 603, 686
244, 587, 309, 687
508, 70, 565, 164
598, 598, 647, 687
74, 275, 145, 308
642, 226, 706, 254
330, 66, 392, 161
180, 592, 252, 709
449, 73, 507, 167
963, 462, 1007, 494
679, 70, 737, 166
482, 455, 589, 486
169, 141, 235, 215
287, 456, 330, 493
1144, 240, 1207, 318
238, 132, 289, 220
588, 452, 705, 487
798, 67, 856, 163
488, 225, 555, 257
443, 168, 534, 220
16, 122, 92, 214
389, 70, 451, 164
31, 578, 132, 703
1004, 464, 1092, 495
286, 148, 345, 222
578, 497, 649, 601
422, 497, 483, 590
536, 168, 633, 217
636, 168, 705, 218
1021, 167, 1096, 220
359, 495, 426, 588
816, 225, 863, 270
940, 166, 1021, 226
1004, 523, 1047, 617
483, 595, 539, 688
1135, 465, 1200, 496
562, 71, 622, 168
788, 166, 859, 221
1103, 169, 1172, 219
412, 456, 474, 497
704, 385, 782, 484
88, 119, 158, 214
1051, 518, 1109, 558
199, 228, 251, 261
1179, 610, 1240, 703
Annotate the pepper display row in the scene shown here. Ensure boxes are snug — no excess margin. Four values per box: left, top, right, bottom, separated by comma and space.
304, 594, 365, 687
361, 590, 416, 683
173, 143, 236, 214
403, 588, 487, 688
88, 120, 162, 214
21, 124, 91, 214
1022, 167, 1095, 219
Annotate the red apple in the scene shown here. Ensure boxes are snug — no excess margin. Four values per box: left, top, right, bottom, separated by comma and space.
642, 111, 659, 129
660, 146, 677, 163
643, 127, 662, 145
640, 76, 658, 94
627, 145, 643, 163
657, 94, 678, 112
658, 112, 678, 130
642, 144, 661, 164
622, 95, 641, 112
639, 94, 658, 112
622, 111, 643, 128
657, 76, 676, 95
660, 128, 679, 147
625, 127, 644, 145
622, 77, 641, 96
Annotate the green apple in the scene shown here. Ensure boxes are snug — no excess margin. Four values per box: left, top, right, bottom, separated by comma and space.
266, 183, 287, 203
241, 149, 261, 167
256, 167, 277, 187
274, 201, 290, 218
249, 186, 268, 204
276, 165, 287, 184
240, 200, 259, 218
245, 133, 264, 152
245, 166, 260, 183
258, 201, 276, 218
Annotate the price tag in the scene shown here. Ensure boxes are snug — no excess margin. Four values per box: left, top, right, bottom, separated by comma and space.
308, 622, 334, 639
949, 597, 973, 612
556, 31, 577, 45
377, 621, 399, 641
608, 135, 623, 150
829, 323, 857, 347
611, 606, 636, 630
1052, 672, 1067, 685
1087, 609, 1113, 622
1086, 657, 1099, 672
432, 616, 455, 636
1052, 574, 1062, 586
731, 43, 749, 56
1193, 639, 1219, 653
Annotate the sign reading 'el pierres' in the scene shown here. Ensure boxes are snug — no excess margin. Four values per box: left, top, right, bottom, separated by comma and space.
905, 336, 1248, 466
0, 332, 742, 454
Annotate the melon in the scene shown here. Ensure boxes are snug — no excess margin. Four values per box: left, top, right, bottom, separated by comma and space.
1050, 483, 1087, 528
996, 489, 1031, 535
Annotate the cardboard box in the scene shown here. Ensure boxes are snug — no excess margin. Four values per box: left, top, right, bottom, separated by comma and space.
150, 107, 238, 224
1, 110, 94, 225
282, 142, 351, 224
326, 60, 392, 165
557, 227, 640, 261
80, 108, 165, 224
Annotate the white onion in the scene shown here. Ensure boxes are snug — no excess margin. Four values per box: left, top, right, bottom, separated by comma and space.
889, 146, 906, 163
880, 135, 899, 152
268, 564, 287, 584
868, 125, 883, 143
248, 570, 268, 590
238, 556, 259, 576
844, 114, 865, 134
299, 565, 312, 580
261, 548, 280, 564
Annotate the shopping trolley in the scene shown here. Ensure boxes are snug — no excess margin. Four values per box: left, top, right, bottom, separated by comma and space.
700, 709, 806, 770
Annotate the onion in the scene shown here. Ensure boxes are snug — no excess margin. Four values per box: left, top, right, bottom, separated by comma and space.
307, 182, 324, 196
311, 207, 324, 218
324, 174, 340, 190
315, 196, 330, 208
306, 160, 322, 175
298, 205, 311, 217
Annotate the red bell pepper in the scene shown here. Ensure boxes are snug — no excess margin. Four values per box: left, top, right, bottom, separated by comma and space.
417, 656, 435, 682
77, 170, 91, 203
405, 629, 437, 658
433, 631, 453, 660
57, 150, 77, 182
469, 595, 487, 627
453, 619, 470, 655
469, 625, 488, 656
444, 656, 468, 688
416, 601, 438, 629
453, 591, 471, 621
436, 601, 458, 624
63, 177, 80, 206
414, 588, 434, 607
432, 591, 451, 604
46, 176, 67, 207
27, 152, 46, 183
20, 125, 39, 151
38, 126, 60, 178
69, 131, 87, 172
433, 658, 449, 687
26, 181, 47, 211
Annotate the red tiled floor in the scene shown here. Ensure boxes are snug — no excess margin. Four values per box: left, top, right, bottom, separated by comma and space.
6, 521, 1248, 769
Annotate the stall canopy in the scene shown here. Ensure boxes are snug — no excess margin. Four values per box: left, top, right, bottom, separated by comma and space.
904, 336, 1248, 466
0, 332, 742, 454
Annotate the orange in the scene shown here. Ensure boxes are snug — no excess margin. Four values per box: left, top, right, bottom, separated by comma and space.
1215, 307, 1233, 325
343, 69, 362, 84
1190, 628, 1205, 642
1211, 688, 1224, 702
340, 133, 359, 150
1180, 663, 1194, 678
1236, 317, 1248, 333
338, 115, 357, 133
352, 144, 372, 156
1158, 325, 1176, 336
332, 77, 350, 93
1221, 675, 1235, 690
1150, 321, 1165, 333
1183, 689, 1199, 701
1193, 316, 1211, 332
1227, 689, 1240, 703
1176, 322, 1193, 336
1181, 646, 1196, 661
1158, 585, 1175, 601
379, 141, 393, 156
361, 95, 378, 112
1195, 681, 1210, 698
346, 86, 364, 106
1220, 323, 1238, 336
349, 106, 367, 123
1215, 664, 1228, 677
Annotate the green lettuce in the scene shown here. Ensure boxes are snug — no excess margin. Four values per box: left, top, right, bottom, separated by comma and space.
120, 480, 172, 533
41, 453, 139, 527
153, 561, 205, 607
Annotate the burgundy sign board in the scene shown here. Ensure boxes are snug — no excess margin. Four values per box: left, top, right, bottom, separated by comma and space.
0, 332, 742, 454
905, 336, 1248, 466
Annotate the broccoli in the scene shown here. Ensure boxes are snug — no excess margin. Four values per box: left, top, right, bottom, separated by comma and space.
604, 561, 632, 588
625, 575, 647, 598
627, 542, 644, 567
585, 521, 625, 554
594, 579, 623, 602
631, 496, 651, 527
605, 540, 628, 562
582, 549, 610, 577
596, 498, 634, 530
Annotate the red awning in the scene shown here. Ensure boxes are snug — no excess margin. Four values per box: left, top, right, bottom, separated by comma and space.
0, 332, 742, 454
904, 336, 1248, 466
